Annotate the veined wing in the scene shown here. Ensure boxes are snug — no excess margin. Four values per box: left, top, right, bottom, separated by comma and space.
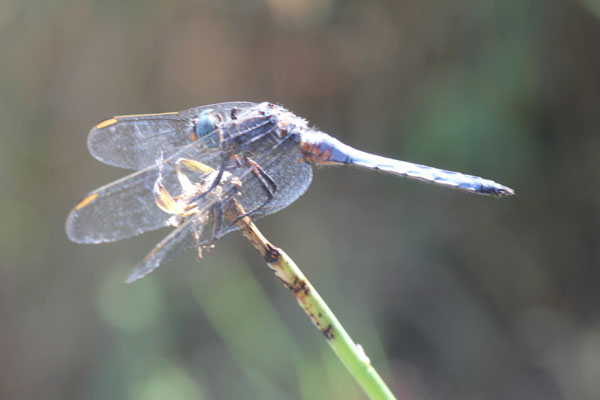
124, 139, 313, 283
66, 165, 168, 243
235, 139, 313, 220
177, 101, 256, 120
88, 102, 257, 170
66, 140, 226, 243
125, 216, 201, 283
66, 112, 299, 244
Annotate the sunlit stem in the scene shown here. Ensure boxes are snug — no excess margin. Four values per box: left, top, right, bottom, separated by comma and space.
225, 199, 397, 400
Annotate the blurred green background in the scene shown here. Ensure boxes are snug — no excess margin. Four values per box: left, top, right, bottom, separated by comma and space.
2, 1, 600, 399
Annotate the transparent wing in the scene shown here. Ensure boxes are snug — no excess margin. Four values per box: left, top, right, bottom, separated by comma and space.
125, 216, 200, 283
68, 108, 314, 284
235, 140, 313, 220
161, 132, 314, 231
66, 166, 168, 243
66, 113, 313, 244
124, 140, 314, 283
177, 102, 257, 120
88, 102, 257, 170
66, 142, 225, 243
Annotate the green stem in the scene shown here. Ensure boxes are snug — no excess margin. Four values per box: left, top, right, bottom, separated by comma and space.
228, 201, 397, 399
269, 249, 397, 400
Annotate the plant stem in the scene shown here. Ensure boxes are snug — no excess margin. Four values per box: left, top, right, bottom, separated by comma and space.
226, 200, 397, 400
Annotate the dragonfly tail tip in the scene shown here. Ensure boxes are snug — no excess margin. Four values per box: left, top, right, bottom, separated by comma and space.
124, 273, 140, 284
499, 186, 516, 197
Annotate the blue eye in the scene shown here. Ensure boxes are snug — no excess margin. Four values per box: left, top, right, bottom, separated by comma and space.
194, 110, 217, 137
193, 110, 219, 147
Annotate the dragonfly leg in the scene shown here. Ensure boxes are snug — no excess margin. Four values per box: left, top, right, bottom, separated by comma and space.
230, 155, 279, 223
230, 152, 277, 200
247, 156, 278, 197
231, 132, 298, 223
205, 155, 230, 194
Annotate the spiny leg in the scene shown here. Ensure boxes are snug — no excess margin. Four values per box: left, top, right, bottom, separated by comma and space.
209, 123, 287, 207
227, 155, 277, 224
206, 154, 231, 194
230, 134, 297, 223
247, 157, 278, 196
231, 133, 300, 223
231, 154, 278, 200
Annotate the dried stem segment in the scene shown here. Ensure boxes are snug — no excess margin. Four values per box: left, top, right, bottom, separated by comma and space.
225, 200, 397, 400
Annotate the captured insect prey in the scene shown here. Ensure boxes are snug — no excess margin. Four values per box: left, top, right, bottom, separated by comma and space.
66, 101, 514, 282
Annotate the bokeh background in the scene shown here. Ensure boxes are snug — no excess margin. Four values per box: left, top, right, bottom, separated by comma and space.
2, 1, 600, 399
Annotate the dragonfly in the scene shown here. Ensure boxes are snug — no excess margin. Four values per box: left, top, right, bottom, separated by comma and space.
66, 101, 514, 283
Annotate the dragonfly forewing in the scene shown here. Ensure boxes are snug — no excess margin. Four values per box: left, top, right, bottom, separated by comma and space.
178, 101, 256, 120
67, 116, 313, 245
88, 102, 257, 170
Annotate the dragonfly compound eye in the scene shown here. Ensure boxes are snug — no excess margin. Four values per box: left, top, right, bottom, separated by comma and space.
193, 110, 219, 147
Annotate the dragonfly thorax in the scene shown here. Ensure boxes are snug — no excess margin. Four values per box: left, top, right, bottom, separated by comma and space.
254, 102, 310, 140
